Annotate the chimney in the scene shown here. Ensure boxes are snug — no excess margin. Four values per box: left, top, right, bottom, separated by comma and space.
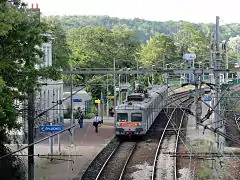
31, 3, 39, 9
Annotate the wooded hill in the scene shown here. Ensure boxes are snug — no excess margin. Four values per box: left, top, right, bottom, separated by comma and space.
50, 15, 240, 43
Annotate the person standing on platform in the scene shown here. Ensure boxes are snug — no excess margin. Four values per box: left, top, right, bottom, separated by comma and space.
76, 107, 84, 128
93, 113, 101, 133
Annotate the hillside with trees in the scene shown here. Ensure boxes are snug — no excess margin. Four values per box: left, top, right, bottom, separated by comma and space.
47, 15, 240, 99
49, 15, 240, 44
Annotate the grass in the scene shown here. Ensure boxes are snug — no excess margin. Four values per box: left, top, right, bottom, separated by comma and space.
233, 106, 240, 111
35, 150, 73, 180
197, 166, 212, 180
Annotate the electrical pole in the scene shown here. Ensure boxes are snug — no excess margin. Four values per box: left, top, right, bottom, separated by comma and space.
70, 64, 74, 146
100, 90, 103, 122
27, 3, 40, 179
106, 75, 109, 118
195, 72, 202, 129
119, 74, 122, 104
210, 33, 214, 84
113, 58, 117, 119
224, 42, 228, 83
214, 16, 221, 151
27, 90, 35, 180
210, 33, 213, 69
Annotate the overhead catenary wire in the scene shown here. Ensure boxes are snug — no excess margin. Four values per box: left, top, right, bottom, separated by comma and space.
169, 84, 240, 176
198, 97, 240, 131
169, 83, 240, 155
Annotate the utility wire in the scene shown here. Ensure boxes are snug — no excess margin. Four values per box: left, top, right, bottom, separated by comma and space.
199, 97, 240, 132
0, 125, 75, 160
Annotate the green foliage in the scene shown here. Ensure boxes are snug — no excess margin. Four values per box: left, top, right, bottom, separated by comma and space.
197, 166, 212, 180
0, 1, 69, 179
174, 22, 209, 64
0, 144, 26, 180
67, 26, 141, 98
42, 16, 71, 71
54, 15, 239, 44
140, 34, 177, 68
67, 26, 140, 69
84, 112, 95, 119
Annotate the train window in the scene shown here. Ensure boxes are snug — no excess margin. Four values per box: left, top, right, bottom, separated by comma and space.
117, 113, 128, 122
131, 113, 142, 122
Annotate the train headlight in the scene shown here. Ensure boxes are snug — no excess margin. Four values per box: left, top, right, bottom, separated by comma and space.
138, 122, 141, 126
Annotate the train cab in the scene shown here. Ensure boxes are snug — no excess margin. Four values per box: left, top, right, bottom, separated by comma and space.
115, 109, 145, 136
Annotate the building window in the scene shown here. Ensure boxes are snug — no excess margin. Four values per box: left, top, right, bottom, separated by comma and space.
43, 91, 46, 110
39, 91, 42, 111
46, 47, 49, 67
48, 90, 50, 109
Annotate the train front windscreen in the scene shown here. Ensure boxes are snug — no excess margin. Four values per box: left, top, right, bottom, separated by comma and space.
131, 113, 142, 122
117, 113, 128, 122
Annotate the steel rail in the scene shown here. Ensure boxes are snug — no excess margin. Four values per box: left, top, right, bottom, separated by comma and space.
152, 96, 193, 180
151, 107, 177, 180
174, 109, 185, 180
118, 143, 137, 180
95, 142, 120, 180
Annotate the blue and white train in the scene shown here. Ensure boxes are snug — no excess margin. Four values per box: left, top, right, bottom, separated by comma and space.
115, 85, 168, 137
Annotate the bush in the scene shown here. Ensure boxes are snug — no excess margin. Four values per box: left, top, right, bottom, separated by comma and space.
84, 113, 94, 119
198, 167, 212, 180
64, 107, 71, 118
0, 144, 26, 180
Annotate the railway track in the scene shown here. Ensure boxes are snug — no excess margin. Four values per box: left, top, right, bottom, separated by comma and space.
95, 141, 136, 180
151, 98, 193, 180
121, 94, 193, 180
122, 111, 170, 180
81, 91, 193, 180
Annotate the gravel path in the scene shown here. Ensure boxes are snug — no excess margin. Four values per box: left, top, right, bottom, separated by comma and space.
178, 168, 194, 180
130, 162, 153, 180
123, 112, 169, 180
156, 135, 176, 180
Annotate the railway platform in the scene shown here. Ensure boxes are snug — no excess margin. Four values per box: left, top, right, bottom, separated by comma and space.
10, 117, 115, 180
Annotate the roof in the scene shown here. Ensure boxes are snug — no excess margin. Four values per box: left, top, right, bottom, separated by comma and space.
116, 85, 167, 110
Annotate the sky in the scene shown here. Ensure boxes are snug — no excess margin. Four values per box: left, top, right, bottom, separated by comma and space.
25, 0, 240, 24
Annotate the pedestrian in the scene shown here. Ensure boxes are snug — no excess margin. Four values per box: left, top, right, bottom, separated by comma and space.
76, 107, 84, 128
93, 113, 101, 133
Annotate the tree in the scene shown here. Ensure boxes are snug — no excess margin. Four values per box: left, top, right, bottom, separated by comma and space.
174, 22, 209, 66
67, 26, 141, 98
42, 16, 71, 70
111, 26, 141, 68
227, 36, 240, 67
0, 1, 58, 179
67, 26, 141, 99
140, 34, 178, 68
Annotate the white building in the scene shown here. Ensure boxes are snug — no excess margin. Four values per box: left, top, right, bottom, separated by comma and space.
34, 31, 64, 132
62, 86, 92, 115
10, 32, 64, 142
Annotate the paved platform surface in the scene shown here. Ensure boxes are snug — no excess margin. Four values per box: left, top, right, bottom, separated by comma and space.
9, 117, 115, 180
35, 118, 115, 146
